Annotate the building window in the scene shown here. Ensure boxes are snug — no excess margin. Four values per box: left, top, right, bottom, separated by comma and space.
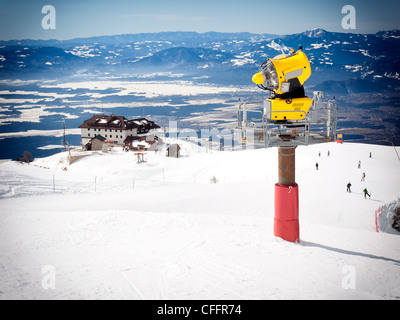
120, 130, 122, 133
105, 135, 107, 137
88, 128, 90, 131
88, 133, 90, 137
94, 128, 96, 131
110, 135, 112, 138
120, 135, 123, 138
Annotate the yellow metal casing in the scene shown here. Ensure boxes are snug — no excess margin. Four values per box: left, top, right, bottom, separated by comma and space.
272, 50, 311, 95
254, 49, 313, 122
253, 50, 312, 94
264, 97, 313, 121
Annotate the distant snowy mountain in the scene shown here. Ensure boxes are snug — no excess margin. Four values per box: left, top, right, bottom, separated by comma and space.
1, 29, 400, 92
126, 47, 235, 71
0, 46, 89, 78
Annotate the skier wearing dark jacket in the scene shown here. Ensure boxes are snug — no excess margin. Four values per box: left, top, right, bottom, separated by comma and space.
347, 182, 352, 193
363, 188, 371, 199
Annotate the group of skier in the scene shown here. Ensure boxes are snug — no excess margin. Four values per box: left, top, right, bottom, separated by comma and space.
316, 149, 372, 199
346, 153, 372, 199
346, 182, 370, 199
315, 150, 330, 170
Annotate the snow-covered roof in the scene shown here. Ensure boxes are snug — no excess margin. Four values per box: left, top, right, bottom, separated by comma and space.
79, 115, 160, 131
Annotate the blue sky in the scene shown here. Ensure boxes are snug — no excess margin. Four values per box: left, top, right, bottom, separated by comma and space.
0, 0, 399, 40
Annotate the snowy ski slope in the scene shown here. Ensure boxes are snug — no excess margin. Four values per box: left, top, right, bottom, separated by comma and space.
0, 142, 399, 299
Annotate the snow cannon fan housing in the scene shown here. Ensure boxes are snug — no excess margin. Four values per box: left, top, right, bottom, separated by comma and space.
252, 48, 313, 122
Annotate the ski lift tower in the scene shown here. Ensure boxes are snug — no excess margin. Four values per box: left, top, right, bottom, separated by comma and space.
238, 47, 338, 243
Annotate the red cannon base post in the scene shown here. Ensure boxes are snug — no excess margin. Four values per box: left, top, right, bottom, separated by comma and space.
274, 183, 299, 243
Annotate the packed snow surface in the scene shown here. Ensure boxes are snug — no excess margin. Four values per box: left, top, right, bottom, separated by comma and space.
0, 142, 399, 300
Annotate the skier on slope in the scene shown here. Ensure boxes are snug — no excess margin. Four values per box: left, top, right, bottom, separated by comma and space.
347, 182, 352, 193
361, 172, 366, 181
363, 188, 371, 199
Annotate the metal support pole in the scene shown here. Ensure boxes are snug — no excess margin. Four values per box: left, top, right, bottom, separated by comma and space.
327, 102, 332, 139
278, 146, 296, 186
242, 103, 247, 141
274, 145, 300, 243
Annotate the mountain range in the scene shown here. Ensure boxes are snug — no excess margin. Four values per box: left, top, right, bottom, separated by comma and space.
1, 29, 400, 93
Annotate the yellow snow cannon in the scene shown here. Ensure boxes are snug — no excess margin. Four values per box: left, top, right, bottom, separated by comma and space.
252, 48, 313, 122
